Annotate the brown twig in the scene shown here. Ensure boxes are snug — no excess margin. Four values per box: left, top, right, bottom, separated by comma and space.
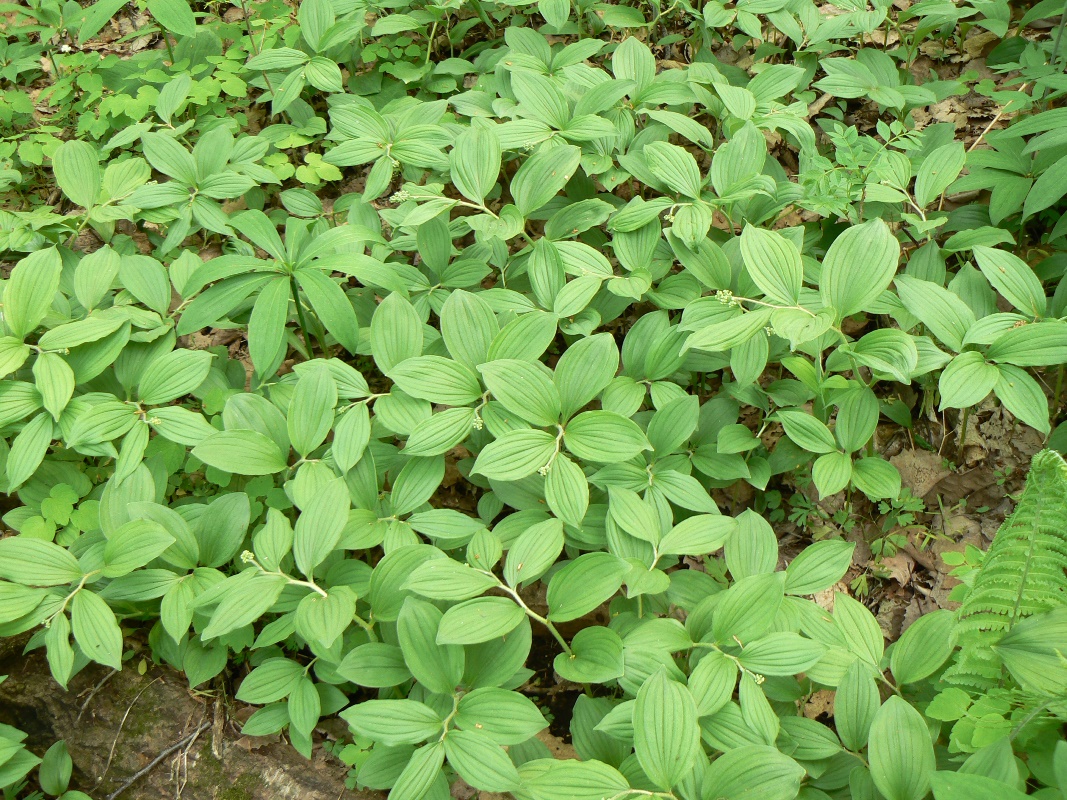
105, 720, 210, 800
967, 83, 1031, 155
76, 668, 118, 722
101, 677, 163, 780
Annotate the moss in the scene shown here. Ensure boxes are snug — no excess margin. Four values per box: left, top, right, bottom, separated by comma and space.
189, 743, 262, 800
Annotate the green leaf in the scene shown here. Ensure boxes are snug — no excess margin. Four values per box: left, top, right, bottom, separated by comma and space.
404, 559, 498, 600
287, 364, 337, 456
192, 430, 288, 475
440, 289, 497, 370
370, 293, 423, 374
820, 219, 899, 319
511, 145, 582, 217
505, 518, 564, 586
0, 536, 82, 586
397, 597, 464, 695
986, 321, 1067, 366
247, 277, 290, 377
633, 669, 701, 790
848, 329, 917, 384
0, 336, 30, 379
450, 119, 501, 204
444, 729, 521, 792
608, 486, 661, 545
405, 407, 476, 457
487, 311, 557, 363
118, 255, 172, 315
295, 587, 356, 650
835, 388, 879, 453
71, 590, 123, 669
294, 476, 349, 577
437, 597, 525, 645
52, 140, 101, 208
546, 552, 629, 622
851, 457, 902, 501
737, 632, 825, 675
337, 643, 411, 688
340, 699, 442, 746
836, 659, 880, 751
659, 514, 736, 557
704, 745, 805, 800
67, 401, 137, 448
102, 519, 175, 578
834, 591, 884, 665
545, 455, 589, 528
236, 658, 303, 703
564, 411, 650, 463
331, 403, 370, 473
785, 540, 856, 595
390, 355, 482, 406
994, 364, 1051, 434
554, 626, 624, 683
775, 410, 837, 454
288, 676, 320, 739
45, 614, 74, 687
201, 571, 287, 639
688, 652, 737, 717
138, 349, 213, 405
973, 245, 1046, 318
5, 248, 62, 339
0, 582, 48, 624
147, 0, 197, 35
37, 314, 126, 351
930, 772, 1030, 800
391, 742, 445, 800
297, 269, 360, 354
6, 411, 53, 490
554, 333, 619, 419
479, 359, 561, 426
914, 142, 966, 208
511, 71, 570, 129
1023, 152, 1067, 219
890, 609, 957, 684
684, 308, 773, 353
938, 351, 998, 410
812, 451, 853, 498
869, 696, 935, 800
390, 456, 445, 516
740, 226, 802, 305
454, 687, 547, 744
473, 428, 557, 481
644, 142, 703, 198
712, 573, 785, 645
992, 607, 1067, 694
76, 0, 129, 43
519, 759, 629, 800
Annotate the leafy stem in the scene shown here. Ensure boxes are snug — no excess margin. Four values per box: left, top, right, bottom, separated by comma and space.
492, 581, 572, 656
45, 571, 99, 626
289, 274, 317, 359
438, 692, 461, 741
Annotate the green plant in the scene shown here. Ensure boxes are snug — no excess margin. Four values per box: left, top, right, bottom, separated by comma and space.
0, 0, 1067, 796
945, 450, 1067, 691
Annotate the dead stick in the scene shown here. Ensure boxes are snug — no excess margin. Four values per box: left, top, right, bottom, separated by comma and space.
105, 721, 210, 800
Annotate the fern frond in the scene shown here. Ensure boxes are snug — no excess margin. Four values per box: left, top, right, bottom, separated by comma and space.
945, 450, 1067, 690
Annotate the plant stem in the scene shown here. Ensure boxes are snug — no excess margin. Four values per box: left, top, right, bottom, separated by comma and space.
1053, 364, 1065, 423
496, 583, 572, 656
160, 23, 175, 63
290, 274, 316, 358
957, 406, 971, 463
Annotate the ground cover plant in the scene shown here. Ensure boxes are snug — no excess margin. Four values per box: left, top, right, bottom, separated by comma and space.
1, 0, 1067, 797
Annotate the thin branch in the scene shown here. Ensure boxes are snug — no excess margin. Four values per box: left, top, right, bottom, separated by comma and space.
105, 720, 210, 800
